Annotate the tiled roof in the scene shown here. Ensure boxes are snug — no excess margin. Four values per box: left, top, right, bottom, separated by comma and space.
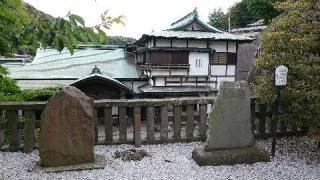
143, 30, 254, 41
7, 46, 140, 79
167, 8, 223, 33
71, 73, 133, 92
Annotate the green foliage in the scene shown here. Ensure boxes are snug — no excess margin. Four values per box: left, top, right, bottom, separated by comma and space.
20, 87, 61, 101
208, 8, 228, 30
252, 0, 320, 140
105, 36, 136, 46
208, 0, 282, 30
0, 0, 124, 56
0, 64, 59, 101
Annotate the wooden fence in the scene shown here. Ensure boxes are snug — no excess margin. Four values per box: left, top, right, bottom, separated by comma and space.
0, 97, 307, 153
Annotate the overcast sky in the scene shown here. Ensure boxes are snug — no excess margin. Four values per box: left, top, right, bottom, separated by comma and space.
23, 0, 240, 39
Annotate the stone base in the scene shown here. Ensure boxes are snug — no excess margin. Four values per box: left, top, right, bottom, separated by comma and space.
192, 145, 270, 166
34, 155, 108, 173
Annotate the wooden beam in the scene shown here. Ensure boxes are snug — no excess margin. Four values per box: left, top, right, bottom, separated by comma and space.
199, 104, 207, 141
186, 105, 194, 139
7, 110, 19, 151
119, 107, 127, 141
133, 107, 141, 147
173, 105, 182, 139
23, 110, 35, 153
93, 108, 99, 143
104, 107, 113, 143
95, 97, 215, 108
160, 105, 168, 140
146, 106, 155, 140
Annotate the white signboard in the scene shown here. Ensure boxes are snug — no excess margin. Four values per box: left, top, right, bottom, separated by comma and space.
275, 65, 288, 86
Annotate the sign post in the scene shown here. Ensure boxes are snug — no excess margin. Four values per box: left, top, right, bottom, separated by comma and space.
272, 65, 288, 156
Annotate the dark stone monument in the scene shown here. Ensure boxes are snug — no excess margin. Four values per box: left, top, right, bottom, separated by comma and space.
192, 81, 270, 166
39, 86, 95, 167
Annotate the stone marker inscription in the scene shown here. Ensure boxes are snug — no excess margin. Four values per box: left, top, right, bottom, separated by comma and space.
39, 86, 95, 167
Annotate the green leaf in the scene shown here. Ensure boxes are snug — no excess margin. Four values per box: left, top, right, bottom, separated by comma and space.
69, 14, 85, 27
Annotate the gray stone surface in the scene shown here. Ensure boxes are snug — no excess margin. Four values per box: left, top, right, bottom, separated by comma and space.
34, 155, 108, 173
192, 144, 270, 166
207, 81, 255, 150
40, 86, 95, 167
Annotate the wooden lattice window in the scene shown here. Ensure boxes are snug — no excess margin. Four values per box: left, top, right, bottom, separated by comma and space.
210, 52, 236, 65
210, 52, 227, 64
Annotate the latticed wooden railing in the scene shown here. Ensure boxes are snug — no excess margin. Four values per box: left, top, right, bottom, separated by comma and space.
0, 98, 308, 153
0, 97, 214, 152
251, 102, 308, 139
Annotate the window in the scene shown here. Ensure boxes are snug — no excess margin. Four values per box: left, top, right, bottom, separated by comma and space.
172, 52, 188, 64
210, 52, 236, 65
151, 52, 172, 64
151, 52, 189, 65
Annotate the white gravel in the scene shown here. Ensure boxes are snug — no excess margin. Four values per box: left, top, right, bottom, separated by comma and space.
0, 136, 319, 180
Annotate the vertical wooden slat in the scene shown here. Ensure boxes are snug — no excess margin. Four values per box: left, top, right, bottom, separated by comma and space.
199, 104, 207, 141
173, 105, 181, 139
118, 107, 127, 141
290, 121, 297, 132
104, 107, 113, 143
0, 110, 5, 147
258, 104, 266, 134
7, 110, 19, 151
186, 105, 194, 139
133, 107, 141, 147
267, 104, 273, 133
160, 105, 168, 140
250, 102, 256, 132
23, 110, 35, 153
279, 119, 287, 132
93, 108, 98, 143
146, 106, 155, 140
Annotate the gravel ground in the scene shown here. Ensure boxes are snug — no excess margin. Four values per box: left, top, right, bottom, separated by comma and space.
0, 136, 319, 180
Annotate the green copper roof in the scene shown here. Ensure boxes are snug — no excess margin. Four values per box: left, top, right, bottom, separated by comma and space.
7, 46, 140, 79
143, 30, 254, 41
167, 8, 223, 33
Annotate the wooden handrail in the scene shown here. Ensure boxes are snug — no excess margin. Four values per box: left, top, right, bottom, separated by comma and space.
0, 97, 215, 109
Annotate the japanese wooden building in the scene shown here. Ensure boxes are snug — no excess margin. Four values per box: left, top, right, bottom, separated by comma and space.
130, 8, 253, 96
5, 9, 254, 99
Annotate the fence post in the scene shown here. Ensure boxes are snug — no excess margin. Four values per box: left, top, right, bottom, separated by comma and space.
24, 110, 35, 153
173, 105, 181, 139
250, 102, 256, 133
146, 106, 155, 140
104, 107, 113, 143
258, 104, 267, 135
7, 110, 20, 151
119, 107, 127, 141
0, 110, 5, 147
199, 104, 207, 141
133, 107, 141, 147
93, 108, 98, 143
160, 105, 168, 140
186, 104, 194, 139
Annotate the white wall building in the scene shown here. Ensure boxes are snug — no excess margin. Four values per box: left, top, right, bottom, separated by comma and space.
132, 8, 253, 96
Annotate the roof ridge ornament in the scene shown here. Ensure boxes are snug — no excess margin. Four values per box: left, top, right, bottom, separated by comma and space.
91, 65, 102, 75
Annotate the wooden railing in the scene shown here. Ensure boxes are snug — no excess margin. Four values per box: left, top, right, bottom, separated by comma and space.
0, 97, 214, 152
0, 98, 308, 153
139, 64, 190, 70
251, 102, 308, 139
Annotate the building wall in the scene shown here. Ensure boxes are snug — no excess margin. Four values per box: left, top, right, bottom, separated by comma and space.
189, 52, 209, 76
172, 40, 187, 47
143, 38, 240, 89
156, 39, 171, 47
